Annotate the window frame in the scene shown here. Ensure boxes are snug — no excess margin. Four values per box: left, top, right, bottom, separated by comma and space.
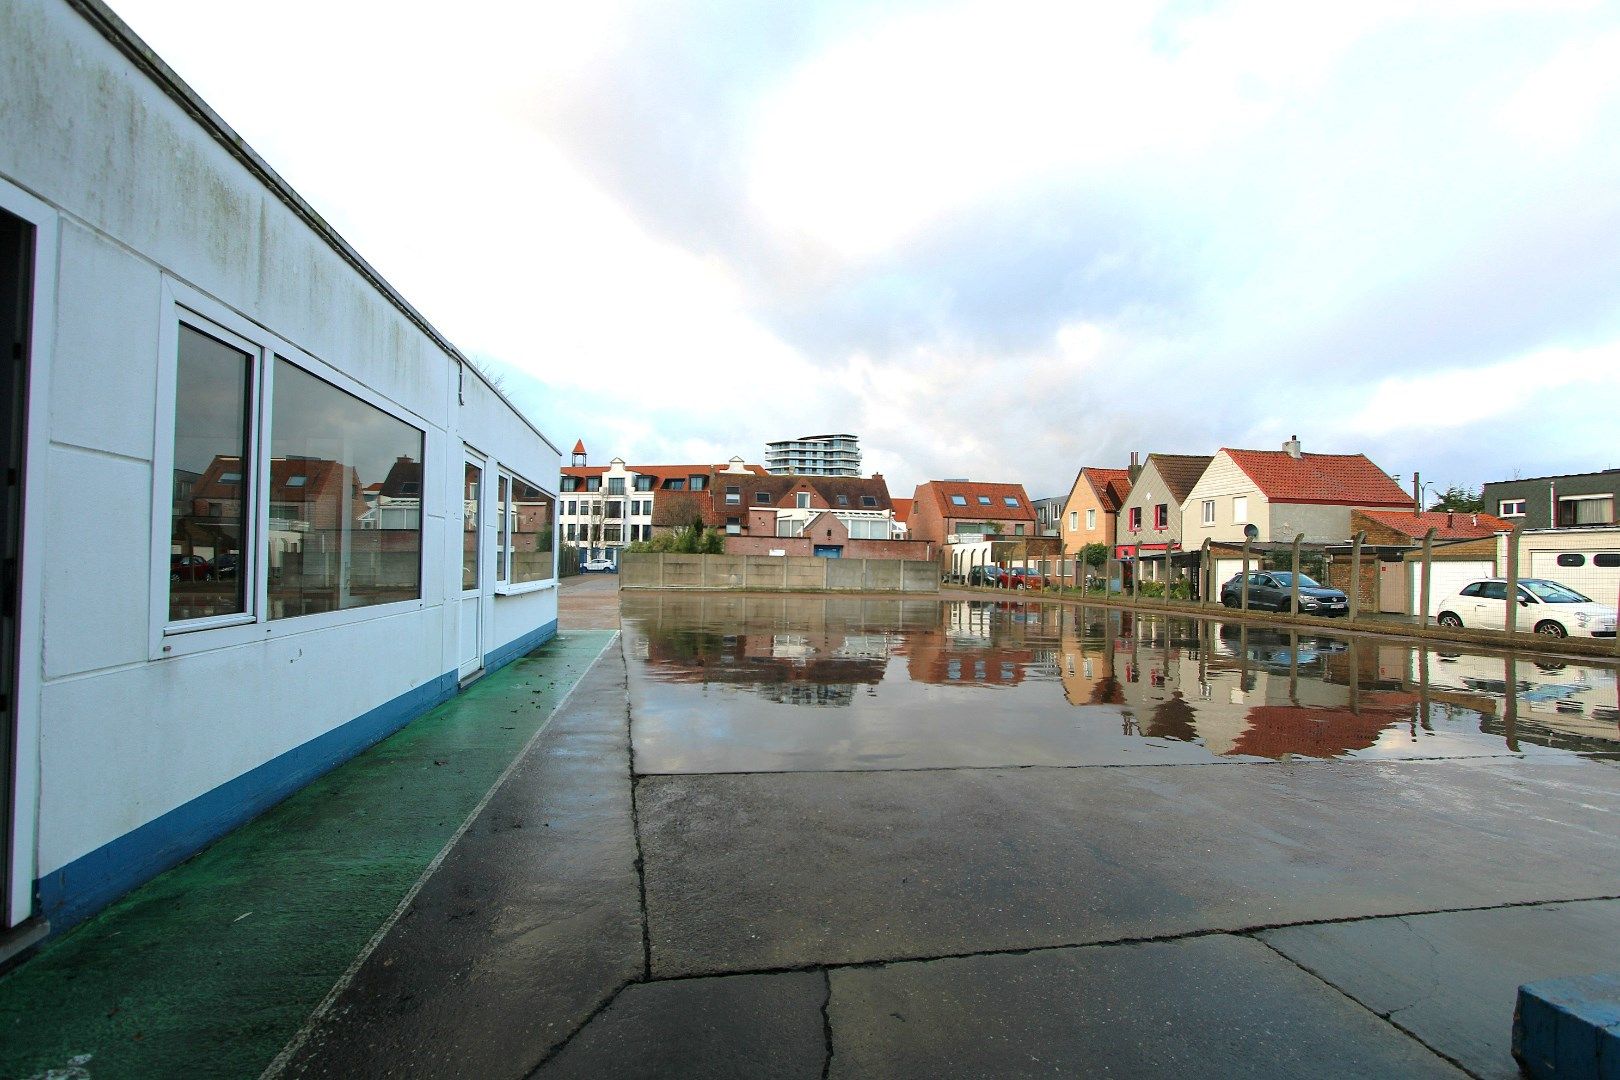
1201, 499, 1215, 526
149, 279, 434, 659
494, 467, 559, 594
1498, 499, 1525, 517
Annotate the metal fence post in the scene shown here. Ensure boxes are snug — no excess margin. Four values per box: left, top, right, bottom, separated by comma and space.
1349, 531, 1365, 622
1505, 523, 1521, 637
1290, 533, 1303, 615
1419, 527, 1437, 629
1240, 541, 1251, 612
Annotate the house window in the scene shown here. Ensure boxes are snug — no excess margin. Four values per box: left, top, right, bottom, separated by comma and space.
497, 474, 557, 585
1068, 511, 1078, 531
1128, 507, 1142, 531
861, 496, 877, 507
1014, 524, 1025, 536
1559, 495, 1614, 527
1003, 496, 1019, 507
1154, 504, 1168, 529
755, 492, 771, 504
603, 524, 621, 544
496, 476, 509, 581
606, 500, 622, 518
1201, 499, 1215, 526
565, 523, 576, 541
586, 477, 601, 492
726, 485, 741, 504
608, 477, 624, 496
634, 475, 654, 491
1233, 496, 1249, 524
796, 492, 810, 509
561, 476, 579, 492
978, 495, 991, 505
1498, 499, 1525, 517
664, 478, 685, 491
1085, 509, 1095, 530
1557, 553, 1585, 567
950, 495, 968, 506
566, 500, 577, 515
689, 476, 706, 491
726, 517, 741, 535
836, 494, 848, 506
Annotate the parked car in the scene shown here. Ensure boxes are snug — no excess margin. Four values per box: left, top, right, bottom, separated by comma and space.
967, 565, 1006, 587
1220, 571, 1348, 616
1006, 567, 1045, 589
214, 552, 239, 579
1435, 578, 1617, 639
581, 557, 616, 573
170, 554, 213, 582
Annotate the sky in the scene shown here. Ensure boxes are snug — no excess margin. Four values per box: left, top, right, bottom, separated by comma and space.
111, 0, 1620, 500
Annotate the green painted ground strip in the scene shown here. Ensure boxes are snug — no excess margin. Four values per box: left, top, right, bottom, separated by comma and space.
0, 630, 617, 1080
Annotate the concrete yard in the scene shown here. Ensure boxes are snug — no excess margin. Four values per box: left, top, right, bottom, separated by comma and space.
7, 585, 1620, 1077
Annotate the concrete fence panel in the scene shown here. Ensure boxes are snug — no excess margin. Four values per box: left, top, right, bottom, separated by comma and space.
619, 554, 941, 592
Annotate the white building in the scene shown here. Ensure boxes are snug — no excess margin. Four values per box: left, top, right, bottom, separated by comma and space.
765, 433, 863, 476
0, 0, 562, 947
560, 448, 762, 562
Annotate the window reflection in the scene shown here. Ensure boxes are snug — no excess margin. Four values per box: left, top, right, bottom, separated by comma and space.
170, 325, 251, 622
266, 359, 423, 618
509, 477, 555, 583
463, 461, 481, 592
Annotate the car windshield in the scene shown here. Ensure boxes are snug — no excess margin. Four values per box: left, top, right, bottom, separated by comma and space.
1521, 579, 1591, 604
1269, 572, 1322, 588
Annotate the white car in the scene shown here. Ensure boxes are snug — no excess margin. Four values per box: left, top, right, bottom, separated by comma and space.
581, 558, 616, 573
1435, 578, 1618, 639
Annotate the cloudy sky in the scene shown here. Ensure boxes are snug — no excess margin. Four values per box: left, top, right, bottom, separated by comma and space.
113, 0, 1620, 498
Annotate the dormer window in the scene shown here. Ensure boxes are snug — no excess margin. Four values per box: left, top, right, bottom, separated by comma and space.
399, 482, 419, 496
950, 495, 968, 506
977, 495, 991, 505
861, 496, 877, 507
1002, 496, 1019, 507
689, 476, 706, 491
836, 494, 848, 506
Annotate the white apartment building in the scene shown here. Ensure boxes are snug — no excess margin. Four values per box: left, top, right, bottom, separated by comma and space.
560, 448, 762, 561
765, 433, 863, 477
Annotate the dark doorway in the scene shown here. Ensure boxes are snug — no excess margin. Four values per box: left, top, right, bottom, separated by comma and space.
0, 207, 34, 925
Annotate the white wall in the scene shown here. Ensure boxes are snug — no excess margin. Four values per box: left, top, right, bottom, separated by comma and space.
1184, 453, 1271, 543
1, 0, 559, 919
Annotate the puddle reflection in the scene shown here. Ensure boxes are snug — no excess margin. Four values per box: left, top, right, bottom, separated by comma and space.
622, 593, 1620, 771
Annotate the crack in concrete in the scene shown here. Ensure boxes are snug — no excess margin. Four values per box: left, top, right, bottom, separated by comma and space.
522, 982, 629, 1078
819, 968, 834, 1080
1248, 934, 1482, 1079
621, 639, 653, 982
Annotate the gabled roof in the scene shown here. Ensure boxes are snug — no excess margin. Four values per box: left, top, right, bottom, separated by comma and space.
1140, 455, 1212, 504
891, 498, 913, 524
1356, 509, 1512, 540
1224, 449, 1410, 507
1080, 467, 1132, 512
571, 439, 586, 455
916, 480, 1037, 520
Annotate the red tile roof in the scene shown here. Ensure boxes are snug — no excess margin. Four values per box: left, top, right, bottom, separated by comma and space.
916, 480, 1037, 520
571, 439, 586, 455
1083, 467, 1132, 512
891, 498, 914, 523
1357, 509, 1512, 540
1223, 449, 1411, 507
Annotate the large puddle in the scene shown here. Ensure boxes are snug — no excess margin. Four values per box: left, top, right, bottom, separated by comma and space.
622, 593, 1620, 773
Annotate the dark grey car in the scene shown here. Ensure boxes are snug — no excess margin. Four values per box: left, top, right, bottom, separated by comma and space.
1220, 571, 1349, 616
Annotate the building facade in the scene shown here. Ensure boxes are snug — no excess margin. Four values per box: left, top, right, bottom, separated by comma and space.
1, 0, 561, 940
651, 472, 927, 559
765, 433, 862, 476
1060, 467, 1132, 559
1115, 454, 1214, 581
560, 448, 764, 563
1482, 470, 1620, 531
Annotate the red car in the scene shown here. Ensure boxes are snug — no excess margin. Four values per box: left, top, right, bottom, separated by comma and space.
170, 554, 214, 582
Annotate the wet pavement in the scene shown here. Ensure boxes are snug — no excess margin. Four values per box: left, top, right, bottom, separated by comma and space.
284, 594, 1620, 1079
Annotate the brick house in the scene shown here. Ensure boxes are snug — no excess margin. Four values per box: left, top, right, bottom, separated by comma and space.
908, 481, 1038, 545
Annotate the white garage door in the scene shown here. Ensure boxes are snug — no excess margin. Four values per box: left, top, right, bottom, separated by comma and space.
1415, 561, 1495, 616
1531, 551, 1620, 605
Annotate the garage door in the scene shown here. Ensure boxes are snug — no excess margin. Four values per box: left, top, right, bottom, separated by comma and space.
1531, 551, 1620, 604
1414, 561, 1494, 617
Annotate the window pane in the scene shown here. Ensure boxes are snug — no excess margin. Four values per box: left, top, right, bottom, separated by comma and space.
497, 475, 510, 581
267, 358, 424, 619
171, 325, 252, 622
509, 476, 555, 583
463, 461, 481, 592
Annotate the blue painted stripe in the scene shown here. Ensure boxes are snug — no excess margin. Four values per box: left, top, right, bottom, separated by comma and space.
482, 617, 558, 674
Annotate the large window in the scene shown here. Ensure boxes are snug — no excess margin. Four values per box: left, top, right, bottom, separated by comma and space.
1559, 495, 1614, 527
1232, 496, 1249, 524
502, 474, 555, 585
269, 359, 425, 618
163, 303, 426, 637
608, 477, 625, 496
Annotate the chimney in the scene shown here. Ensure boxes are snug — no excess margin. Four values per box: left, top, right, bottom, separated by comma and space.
1471, 513, 1478, 527
1283, 435, 1302, 459
1447, 511, 1454, 528
1128, 451, 1142, 482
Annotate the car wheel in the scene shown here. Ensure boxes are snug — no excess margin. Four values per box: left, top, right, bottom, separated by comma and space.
1437, 612, 1462, 629
1534, 620, 1567, 639
1221, 595, 1237, 609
